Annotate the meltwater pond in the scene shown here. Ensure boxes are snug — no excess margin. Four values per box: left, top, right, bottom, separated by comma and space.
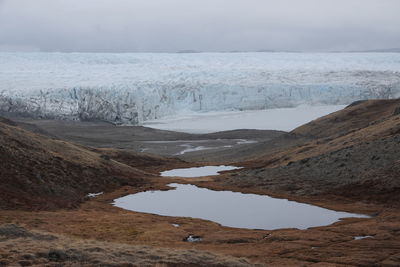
160, 165, 242, 177
113, 183, 369, 230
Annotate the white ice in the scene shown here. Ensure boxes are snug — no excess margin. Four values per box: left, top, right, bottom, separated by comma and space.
0, 52, 399, 125
160, 165, 242, 177
175, 144, 216, 155
354, 236, 374, 240
87, 192, 103, 198
236, 139, 258, 145
144, 105, 346, 133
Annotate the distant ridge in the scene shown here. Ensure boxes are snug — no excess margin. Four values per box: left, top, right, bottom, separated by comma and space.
173, 49, 400, 53
346, 48, 400, 53
176, 50, 201, 53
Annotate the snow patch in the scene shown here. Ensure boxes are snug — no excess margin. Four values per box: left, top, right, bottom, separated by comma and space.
175, 144, 216, 155
87, 192, 103, 198
236, 139, 258, 145
184, 235, 202, 242
354, 236, 374, 240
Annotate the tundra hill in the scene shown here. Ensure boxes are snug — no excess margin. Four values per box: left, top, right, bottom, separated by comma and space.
240, 99, 400, 168
167, 100, 399, 164
0, 116, 57, 138
292, 99, 400, 139
0, 117, 182, 210
86, 147, 186, 174
222, 99, 400, 204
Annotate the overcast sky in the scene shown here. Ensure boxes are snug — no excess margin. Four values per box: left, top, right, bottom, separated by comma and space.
0, 0, 399, 52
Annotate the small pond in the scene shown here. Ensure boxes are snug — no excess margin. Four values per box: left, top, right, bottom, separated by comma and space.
113, 183, 369, 230
160, 165, 242, 177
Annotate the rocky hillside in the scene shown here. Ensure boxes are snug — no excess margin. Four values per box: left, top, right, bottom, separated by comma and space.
292, 99, 400, 139
0, 117, 181, 210
224, 99, 400, 204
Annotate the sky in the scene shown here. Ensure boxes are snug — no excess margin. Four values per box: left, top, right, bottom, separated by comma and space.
0, 0, 399, 52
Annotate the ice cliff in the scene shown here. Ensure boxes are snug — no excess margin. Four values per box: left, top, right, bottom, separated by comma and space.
0, 52, 399, 124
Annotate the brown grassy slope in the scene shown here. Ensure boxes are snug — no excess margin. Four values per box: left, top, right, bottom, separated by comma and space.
243, 99, 400, 168
0, 118, 157, 210
86, 147, 187, 174
228, 134, 400, 204
292, 99, 400, 139
0, 116, 57, 138
226, 99, 400, 204
0, 224, 255, 267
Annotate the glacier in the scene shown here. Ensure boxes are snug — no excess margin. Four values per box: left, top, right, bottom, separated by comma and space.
0, 52, 399, 124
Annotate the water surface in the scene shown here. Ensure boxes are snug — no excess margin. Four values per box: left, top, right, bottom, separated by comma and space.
160, 166, 242, 177
113, 183, 369, 230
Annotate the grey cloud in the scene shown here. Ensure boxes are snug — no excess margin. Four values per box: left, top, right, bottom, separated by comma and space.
0, 0, 399, 52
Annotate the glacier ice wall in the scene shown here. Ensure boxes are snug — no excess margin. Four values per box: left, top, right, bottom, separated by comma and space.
0, 52, 399, 124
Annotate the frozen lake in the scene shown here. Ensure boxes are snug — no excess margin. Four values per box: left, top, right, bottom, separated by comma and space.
160, 165, 242, 177
113, 183, 369, 230
144, 105, 345, 133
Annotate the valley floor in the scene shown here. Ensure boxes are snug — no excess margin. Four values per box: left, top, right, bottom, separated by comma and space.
1, 176, 399, 266
1, 100, 400, 266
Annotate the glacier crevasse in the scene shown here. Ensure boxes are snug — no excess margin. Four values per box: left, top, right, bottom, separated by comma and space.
0, 52, 399, 124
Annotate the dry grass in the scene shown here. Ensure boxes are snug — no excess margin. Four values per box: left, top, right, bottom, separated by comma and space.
244, 99, 400, 168
0, 224, 256, 267
1, 100, 400, 266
